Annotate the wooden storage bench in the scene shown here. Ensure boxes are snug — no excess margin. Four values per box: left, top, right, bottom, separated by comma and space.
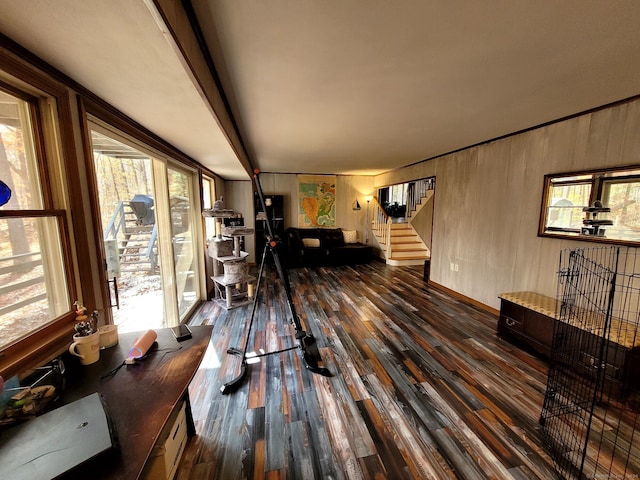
497, 291, 556, 357
497, 291, 640, 394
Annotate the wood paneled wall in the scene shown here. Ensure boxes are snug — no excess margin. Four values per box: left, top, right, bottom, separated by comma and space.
226, 174, 375, 263
224, 99, 640, 309
223, 180, 254, 260
376, 98, 640, 309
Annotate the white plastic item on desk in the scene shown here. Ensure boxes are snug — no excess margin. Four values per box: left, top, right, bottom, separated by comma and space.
98, 324, 118, 349
127, 329, 157, 361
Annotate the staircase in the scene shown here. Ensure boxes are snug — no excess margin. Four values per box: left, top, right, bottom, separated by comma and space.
371, 179, 433, 266
384, 222, 430, 266
104, 200, 158, 274
119, 223, 158, 273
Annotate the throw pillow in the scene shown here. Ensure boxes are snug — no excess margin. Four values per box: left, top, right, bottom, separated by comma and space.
302, 238, 320, 248
342, 230, 358, 244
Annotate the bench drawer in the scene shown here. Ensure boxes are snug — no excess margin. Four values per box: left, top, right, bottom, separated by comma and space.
498, 300, 525, 337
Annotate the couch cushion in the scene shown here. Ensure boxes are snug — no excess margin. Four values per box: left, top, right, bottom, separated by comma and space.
329, 244, 372, 265
302, 238, 320, 248
342, 230, 358, 244
320, 228, 345, 248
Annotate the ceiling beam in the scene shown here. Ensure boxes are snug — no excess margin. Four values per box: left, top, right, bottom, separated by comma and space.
146, 0, 254, 179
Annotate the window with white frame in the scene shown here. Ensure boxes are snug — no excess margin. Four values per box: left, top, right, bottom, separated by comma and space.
202, 175, 217, 240
0, 88, 70, 351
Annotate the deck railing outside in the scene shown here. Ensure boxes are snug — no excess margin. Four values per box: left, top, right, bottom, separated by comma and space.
0, 251, 45, 317
104, 200, 127, 240
103, 200, 157, 270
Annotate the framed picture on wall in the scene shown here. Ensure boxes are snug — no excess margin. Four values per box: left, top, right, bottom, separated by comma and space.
297, 175, 336, 227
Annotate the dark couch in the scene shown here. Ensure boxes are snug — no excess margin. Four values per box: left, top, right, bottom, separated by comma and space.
286, 227, 372, 267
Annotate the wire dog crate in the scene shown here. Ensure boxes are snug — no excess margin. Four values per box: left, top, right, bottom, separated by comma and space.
539, 247, 640, 478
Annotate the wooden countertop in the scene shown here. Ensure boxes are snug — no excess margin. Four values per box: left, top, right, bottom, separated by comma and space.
60, 325, 213, 479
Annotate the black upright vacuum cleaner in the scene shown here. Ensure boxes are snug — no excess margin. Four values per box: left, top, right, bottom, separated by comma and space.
220, 170, 332, 395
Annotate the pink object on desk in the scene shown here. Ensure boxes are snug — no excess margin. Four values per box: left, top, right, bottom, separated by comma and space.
127, 330, 157, 359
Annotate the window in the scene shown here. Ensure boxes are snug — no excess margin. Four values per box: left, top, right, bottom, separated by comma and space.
0, 88, 70, 351
540, 166, 640, 245
600, 176, 640, 242
544, 176, 592, 232
202, 175, 217, 240
389, 183, 408, 205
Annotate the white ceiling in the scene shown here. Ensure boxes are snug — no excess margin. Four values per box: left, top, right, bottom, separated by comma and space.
1, 1, 640, 179
195, 0, 640, 175
0, 0, 248, 179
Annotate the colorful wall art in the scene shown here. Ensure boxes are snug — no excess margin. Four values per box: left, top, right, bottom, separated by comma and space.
297, 175, 336, 227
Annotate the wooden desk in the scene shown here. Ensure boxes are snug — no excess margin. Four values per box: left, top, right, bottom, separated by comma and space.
60, 326, 212, 479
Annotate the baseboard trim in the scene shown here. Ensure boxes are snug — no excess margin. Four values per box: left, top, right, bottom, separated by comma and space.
427, 280, 500, 317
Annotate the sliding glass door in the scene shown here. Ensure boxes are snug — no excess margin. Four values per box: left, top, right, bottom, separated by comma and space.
89, 123, 201, 331
167, 165, 198, 318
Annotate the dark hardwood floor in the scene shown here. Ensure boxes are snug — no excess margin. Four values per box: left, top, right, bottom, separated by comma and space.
179, 261, 558, 479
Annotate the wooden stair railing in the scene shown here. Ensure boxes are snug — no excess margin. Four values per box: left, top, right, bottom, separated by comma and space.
371, 198, 392, 259
406, 178, 435, 220
371, 194, 432, 265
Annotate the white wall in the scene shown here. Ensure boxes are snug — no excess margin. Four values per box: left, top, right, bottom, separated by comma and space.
376, 98, 640, 310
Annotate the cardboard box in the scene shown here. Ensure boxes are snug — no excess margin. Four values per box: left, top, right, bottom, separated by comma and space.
143, 401, 188, 480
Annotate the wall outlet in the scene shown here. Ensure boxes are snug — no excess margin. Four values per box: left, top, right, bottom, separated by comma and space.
450, 262, 455, 271
454, 264, 459, 272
